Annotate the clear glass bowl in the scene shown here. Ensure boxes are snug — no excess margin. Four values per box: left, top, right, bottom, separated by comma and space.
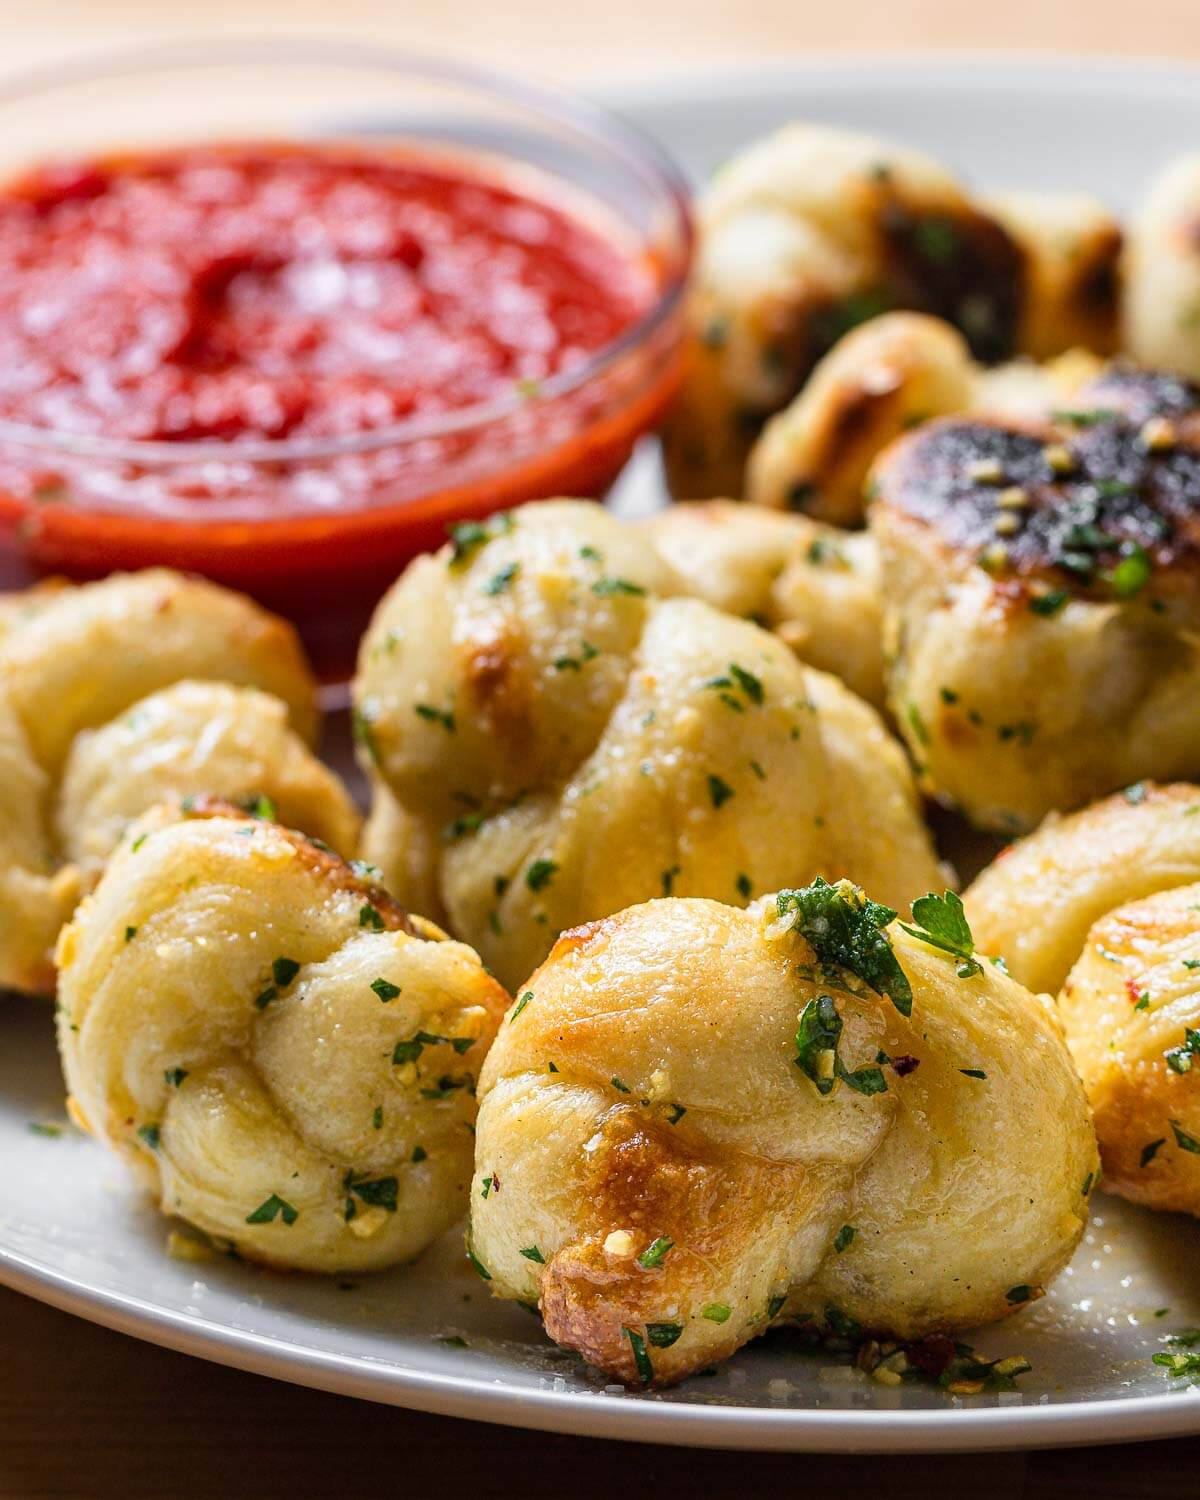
0, 41, 694, 671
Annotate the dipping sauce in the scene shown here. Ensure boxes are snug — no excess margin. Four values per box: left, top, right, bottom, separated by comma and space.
0, 142, 686, 670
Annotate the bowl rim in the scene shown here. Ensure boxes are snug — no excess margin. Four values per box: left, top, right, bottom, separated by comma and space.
0, 37, 694, 467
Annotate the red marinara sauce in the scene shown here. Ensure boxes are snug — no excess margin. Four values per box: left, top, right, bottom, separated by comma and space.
0, 143, 685, 670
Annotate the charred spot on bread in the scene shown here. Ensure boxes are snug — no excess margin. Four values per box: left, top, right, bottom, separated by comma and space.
1074, 362, 1200, 426
876, 412, 1200, 597
875, 203, 1023, 364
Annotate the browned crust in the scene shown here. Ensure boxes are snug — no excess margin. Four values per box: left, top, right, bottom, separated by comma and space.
171, 794, 420, 937
539, 1106, 807, 1387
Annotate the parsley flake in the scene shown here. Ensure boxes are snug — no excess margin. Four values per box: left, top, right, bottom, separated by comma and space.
525, 858, 558, 892
624, 1326, 654, 1384
776, 878, 912, 1015
245, 1193, 298, 1226
637, 1236, 674, 1269
1166, 1029, 1200, 1074
707, 774, 734, 808
592, 577, 646, 598
901, 891, 982, 978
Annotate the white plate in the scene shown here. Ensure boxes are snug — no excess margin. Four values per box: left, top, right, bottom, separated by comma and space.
7, 55, 1200, 1453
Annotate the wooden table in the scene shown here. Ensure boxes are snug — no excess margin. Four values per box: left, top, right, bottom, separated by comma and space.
4, 6, 1200, 1496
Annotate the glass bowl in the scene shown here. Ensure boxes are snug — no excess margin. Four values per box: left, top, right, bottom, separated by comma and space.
0, 41, 694, 672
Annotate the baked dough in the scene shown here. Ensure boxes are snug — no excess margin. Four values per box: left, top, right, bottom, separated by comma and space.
1125, 155, 1200, 381
661, 121, 1118, 502
0, 570, 352, 994
354, 500, 942, 988
965, 783, 1200, 1215
871, 377, 1200, 831
743, 311, 1099, 524
471, 880, 1095, 1386
642, 500, 885, 706
57, 800, 509, 1272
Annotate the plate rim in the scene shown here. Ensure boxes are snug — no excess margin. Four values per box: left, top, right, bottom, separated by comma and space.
8, 49, 1200, 1451
5, 1236, 1200, 1452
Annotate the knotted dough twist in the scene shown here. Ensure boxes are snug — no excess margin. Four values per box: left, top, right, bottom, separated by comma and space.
57, 801, 510, 1272
470, 880, 1095, 1387
662, 120, 1119, 503
642, 500, 885, 707
354, 500, 942, 989
0, 569, 354, 994
871, 367, 1200, 831
965, 783, 1200, 1216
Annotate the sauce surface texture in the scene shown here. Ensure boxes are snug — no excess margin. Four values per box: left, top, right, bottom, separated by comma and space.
0, 143, 654, 445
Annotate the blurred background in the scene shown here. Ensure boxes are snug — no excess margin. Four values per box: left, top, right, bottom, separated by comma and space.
4, 0, 1200, 83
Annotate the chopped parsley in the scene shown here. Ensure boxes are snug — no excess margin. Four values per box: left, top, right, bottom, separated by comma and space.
1166, 1029, 1200, 1074
647, 1322, 683, 1348
833, 1224, 856, 1253
272, 957, 299, 987
245, 1193, 298, 1226
913, 217, 959, 264
735, 872, 752, 901
483, 561, 520, 596
137, 1123, 161, 1151
702, 1303, 731, 1323
240, 793, 277, 821
900, 891, 982, 978
124, 925, 137, 942
959, 1068, 988, 1080
1028, 588, 1070, 617
1051, 408, 1118, 428
351, 705, 382, 767
906, 702, 931, 747
637, 1236, 674, 1269
519, 1246, 546, 1264
1005, 1284, 1036, 1304
359, 903, 386, 931
372, 977, 401, 1002
624, 1326, 654, 1384
707, 774, 734, 809
1108, 543, 1152, 599
775, 878, 912, 1016
1153, 1350, 1200, 1377
794, 993, 887, 1097
344, 1173, 399, 1214
610, 1076, 631, 1094
525, 858, 558, 892
164, 1068, 188, 1087
447, 512, 512, 568
509, 991, 533, 1024
466, 1243, 492, 1281
414, 703, 456, 734
591, 577, 646, 598
1171, 1120, 1200, 1154
1142, 1138, 1165, 1167
411, 1145, 428, 1163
